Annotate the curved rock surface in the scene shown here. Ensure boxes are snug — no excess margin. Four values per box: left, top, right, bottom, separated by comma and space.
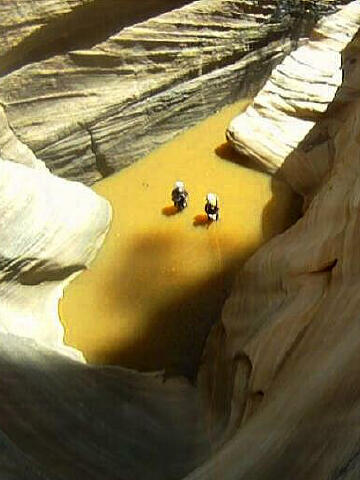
193, 1, 360, 479
227, 0, 360, 174
0, 116, 208, 480
0, 0, 345, 183
0, 157, 110, 359
0, 1, 359, 480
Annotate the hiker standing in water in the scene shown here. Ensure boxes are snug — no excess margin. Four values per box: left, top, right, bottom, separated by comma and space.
205, 193, 219, 222
171, 181, 189, 211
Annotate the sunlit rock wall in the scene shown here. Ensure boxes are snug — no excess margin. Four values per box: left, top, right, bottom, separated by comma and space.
194, 2, 360, 479
0, 0, 346, 183
0, 1, 358, 480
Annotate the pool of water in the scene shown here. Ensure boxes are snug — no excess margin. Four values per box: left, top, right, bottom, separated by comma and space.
59, 100, 301, 378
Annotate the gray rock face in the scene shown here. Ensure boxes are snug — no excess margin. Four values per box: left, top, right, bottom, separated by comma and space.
0, 132, 209, 478
194, 2, 360, 479
0, 0, 345, 183
0, 1, 358, 480
0, 334, 209, 480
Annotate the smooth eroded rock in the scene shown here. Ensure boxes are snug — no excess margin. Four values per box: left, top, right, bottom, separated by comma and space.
0, 0, 346, 183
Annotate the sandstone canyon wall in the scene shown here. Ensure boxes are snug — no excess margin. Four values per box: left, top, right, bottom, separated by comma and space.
0, 1, 359, 480
195, 2, 360, 479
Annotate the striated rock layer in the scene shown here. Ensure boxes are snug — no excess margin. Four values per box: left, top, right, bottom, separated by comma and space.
193, 1, 360, 479
0, 1, 359, 480
0, 0, 347, 183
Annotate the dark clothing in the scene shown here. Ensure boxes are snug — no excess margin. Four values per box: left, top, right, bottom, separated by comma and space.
205, 203, 219, 221
172, 188, 188, 211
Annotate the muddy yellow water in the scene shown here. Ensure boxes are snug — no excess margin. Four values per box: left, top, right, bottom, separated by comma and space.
59, 100, 300, 377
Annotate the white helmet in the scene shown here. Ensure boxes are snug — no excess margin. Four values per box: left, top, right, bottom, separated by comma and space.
206, 192, 218, 207
175, 181, 185, 190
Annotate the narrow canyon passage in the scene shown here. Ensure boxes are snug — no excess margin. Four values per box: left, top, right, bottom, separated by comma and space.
59, 100, 301, 377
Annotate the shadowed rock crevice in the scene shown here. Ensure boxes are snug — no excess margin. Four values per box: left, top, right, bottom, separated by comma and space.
0, 256, 38, 282
310, 258, 338, 274
19, 263, 85, 285
0, 255, 85, 285
332, 448, 360, 480
0, 333, 209, 480
86, 127, 115, 178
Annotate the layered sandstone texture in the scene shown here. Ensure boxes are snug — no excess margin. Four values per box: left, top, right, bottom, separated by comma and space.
0, 0, 344, 183
194, 1, 360, 479
0, 1, 358, 480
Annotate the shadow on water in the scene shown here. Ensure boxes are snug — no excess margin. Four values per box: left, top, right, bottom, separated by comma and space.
215, 140, 303, 240
86, 48, 355, 379
193, 214, 211, 228
161, 205, 180, 216
215, 142, 269, 174
92, 178, 299, 381
262, 175, 303, 242
90, 135, 306, 380
216, 36, 360, 247
97, 231, 256, 380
